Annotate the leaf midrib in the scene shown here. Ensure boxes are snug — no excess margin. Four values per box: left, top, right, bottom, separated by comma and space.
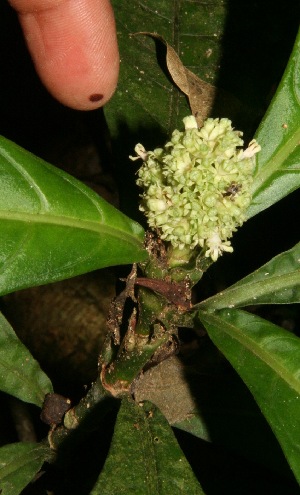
253, 118, 300, 195
200, 270, 300, 309
0, 210, 143, 246
203, 311, 300, 396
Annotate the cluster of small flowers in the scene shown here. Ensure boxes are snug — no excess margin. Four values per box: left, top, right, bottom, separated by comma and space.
130, 116, 260, 261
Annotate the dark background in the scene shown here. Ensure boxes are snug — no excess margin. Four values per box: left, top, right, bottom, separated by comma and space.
0, 1, 299, 493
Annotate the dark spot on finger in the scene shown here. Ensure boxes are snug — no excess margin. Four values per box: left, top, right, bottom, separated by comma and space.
89, 93, 103, 102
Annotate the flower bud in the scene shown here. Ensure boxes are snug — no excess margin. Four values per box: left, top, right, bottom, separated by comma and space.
131, 116, 260, 261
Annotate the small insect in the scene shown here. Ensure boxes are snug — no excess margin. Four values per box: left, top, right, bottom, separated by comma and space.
222, 182, 242, 200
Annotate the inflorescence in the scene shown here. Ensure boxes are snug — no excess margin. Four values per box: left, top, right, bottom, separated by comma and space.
130, 116, 260, 261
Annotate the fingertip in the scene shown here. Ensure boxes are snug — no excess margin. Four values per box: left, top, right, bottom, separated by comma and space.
14, 0, 119, 110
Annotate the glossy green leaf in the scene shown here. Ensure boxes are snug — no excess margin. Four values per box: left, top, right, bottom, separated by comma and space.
92, 398, 205, 494
198, 308, 300, 484
0, 442, 51, 495
105, 0, 227, 137
105, 2, 297, 141
170, 346, 290, 477
0, 136, 147, 295
248, 27, 300, 218
134, 343, 290, 476
0, 312, 53, 406
197, 242, 300, 311
174, 406, 290, 479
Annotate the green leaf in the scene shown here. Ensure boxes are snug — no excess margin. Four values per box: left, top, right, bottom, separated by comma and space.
0, 136, 147, 295
198, 308, 300, 484
105, 0, 227, 137
0, 442, 51, 495
248, 27, 300, 218
134, 344, 290, 476
168, 348, 290, 476
174, 404, 290, 479
92, 398, 205, 494
0, 312, 53, 406
197, 242, 300, 311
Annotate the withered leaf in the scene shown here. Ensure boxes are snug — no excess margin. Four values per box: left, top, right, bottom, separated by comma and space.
134, 356, 198, 425
135, 32, 217, 126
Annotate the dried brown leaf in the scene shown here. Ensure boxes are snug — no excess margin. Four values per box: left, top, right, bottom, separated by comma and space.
136, 33, 217, 126
134, 356, 198, 424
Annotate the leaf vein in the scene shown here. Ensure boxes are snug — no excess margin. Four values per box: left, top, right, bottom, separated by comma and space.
0, 149, 50, 212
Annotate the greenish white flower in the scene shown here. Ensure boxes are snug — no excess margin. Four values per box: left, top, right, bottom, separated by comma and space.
131, 116, 260, 261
